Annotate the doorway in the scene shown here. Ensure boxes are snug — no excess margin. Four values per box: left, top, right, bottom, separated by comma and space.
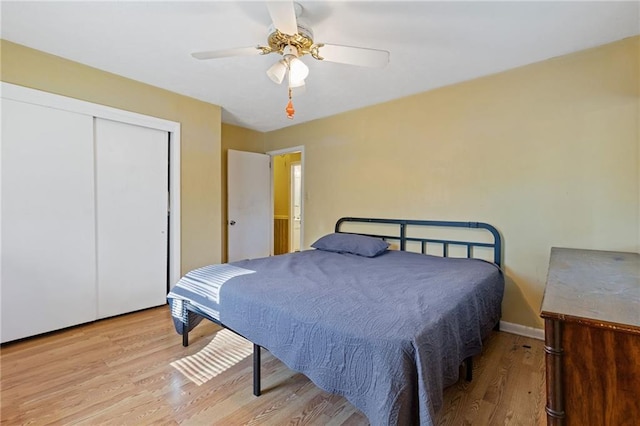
269, 146, 304, 255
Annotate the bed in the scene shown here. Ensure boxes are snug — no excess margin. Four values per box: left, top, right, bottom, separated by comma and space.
167, 217, 504, 426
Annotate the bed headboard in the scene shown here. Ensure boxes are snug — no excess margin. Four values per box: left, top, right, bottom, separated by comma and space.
334, 217, 503, 268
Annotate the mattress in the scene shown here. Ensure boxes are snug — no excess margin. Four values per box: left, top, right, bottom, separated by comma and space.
168, 248, 504, 425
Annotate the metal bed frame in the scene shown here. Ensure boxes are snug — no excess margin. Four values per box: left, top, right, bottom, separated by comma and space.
179, 217, 503, 397
334, 217, 502, 267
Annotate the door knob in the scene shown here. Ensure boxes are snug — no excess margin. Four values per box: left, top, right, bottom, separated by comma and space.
229, 220, 236, 226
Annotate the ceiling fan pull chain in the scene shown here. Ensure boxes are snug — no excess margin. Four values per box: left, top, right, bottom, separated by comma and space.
189, 0, 390, 125
286, 87, 295, 119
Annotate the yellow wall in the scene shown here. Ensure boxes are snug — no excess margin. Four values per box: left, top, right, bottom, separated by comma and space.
220, 123, 265, 262
273, 152, 302, 218
263, 36, 640, 329
1, 40, 223, 273
273, 155, 290, 218
6, 33, 637, 331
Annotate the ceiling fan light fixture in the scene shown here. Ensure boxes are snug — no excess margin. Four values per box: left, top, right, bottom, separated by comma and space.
267, 59, 287, 84
282, 44, 299, 58
192, 0, 393, 122
288, 73, 306, 89
288, 57, 309, 82
289, 79, 305, 89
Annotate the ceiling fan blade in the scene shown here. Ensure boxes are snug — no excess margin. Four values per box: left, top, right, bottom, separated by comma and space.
266, 0, 298, 35
192, 46, 263, 60
315, 44, 390, 68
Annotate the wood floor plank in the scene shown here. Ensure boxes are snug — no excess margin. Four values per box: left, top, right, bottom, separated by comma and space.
1, 306, 545, 425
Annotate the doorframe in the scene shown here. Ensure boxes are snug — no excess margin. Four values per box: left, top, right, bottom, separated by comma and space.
266, 145, 305, 251
1, 82, 181, 287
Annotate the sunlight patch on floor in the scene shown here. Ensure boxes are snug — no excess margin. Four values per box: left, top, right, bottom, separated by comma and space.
171, 329, 252, 386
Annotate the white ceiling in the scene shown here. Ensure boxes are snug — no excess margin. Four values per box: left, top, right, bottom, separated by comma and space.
2, 1, 639, 132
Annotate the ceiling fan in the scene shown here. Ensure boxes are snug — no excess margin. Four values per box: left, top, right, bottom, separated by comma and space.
191, 1, 390, 119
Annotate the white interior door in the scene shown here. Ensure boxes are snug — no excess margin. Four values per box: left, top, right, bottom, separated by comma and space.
95, 118, 168, 319
1, 99, 97, 342
227, 149, 271, 262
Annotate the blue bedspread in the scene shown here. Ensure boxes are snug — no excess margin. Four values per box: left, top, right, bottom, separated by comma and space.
168, 249, 504, 425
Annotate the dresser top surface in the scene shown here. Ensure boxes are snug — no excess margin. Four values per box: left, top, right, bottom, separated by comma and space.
540, 247, 640, 331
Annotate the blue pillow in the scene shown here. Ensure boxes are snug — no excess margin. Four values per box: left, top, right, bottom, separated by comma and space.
311, 233, 389, 257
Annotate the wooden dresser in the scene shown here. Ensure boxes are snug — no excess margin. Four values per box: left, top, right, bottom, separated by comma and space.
540, 247, 640, 425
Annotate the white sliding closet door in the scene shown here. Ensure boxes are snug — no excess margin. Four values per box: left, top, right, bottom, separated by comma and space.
95, 118, 168, 319
1, 99, 96, 342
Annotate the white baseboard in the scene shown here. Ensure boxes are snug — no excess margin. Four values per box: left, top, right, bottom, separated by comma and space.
499, 321, 544, 341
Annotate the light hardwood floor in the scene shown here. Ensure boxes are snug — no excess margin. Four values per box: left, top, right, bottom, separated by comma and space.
1, 307, 545, 425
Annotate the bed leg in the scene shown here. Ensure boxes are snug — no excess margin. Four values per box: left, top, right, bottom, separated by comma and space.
182, 325, 189, 347
464, 357, 473, 382
253, 344, 261, 396
181, 304, 189, 347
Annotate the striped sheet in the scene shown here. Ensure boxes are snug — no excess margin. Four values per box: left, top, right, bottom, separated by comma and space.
167, 263, 255, 321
